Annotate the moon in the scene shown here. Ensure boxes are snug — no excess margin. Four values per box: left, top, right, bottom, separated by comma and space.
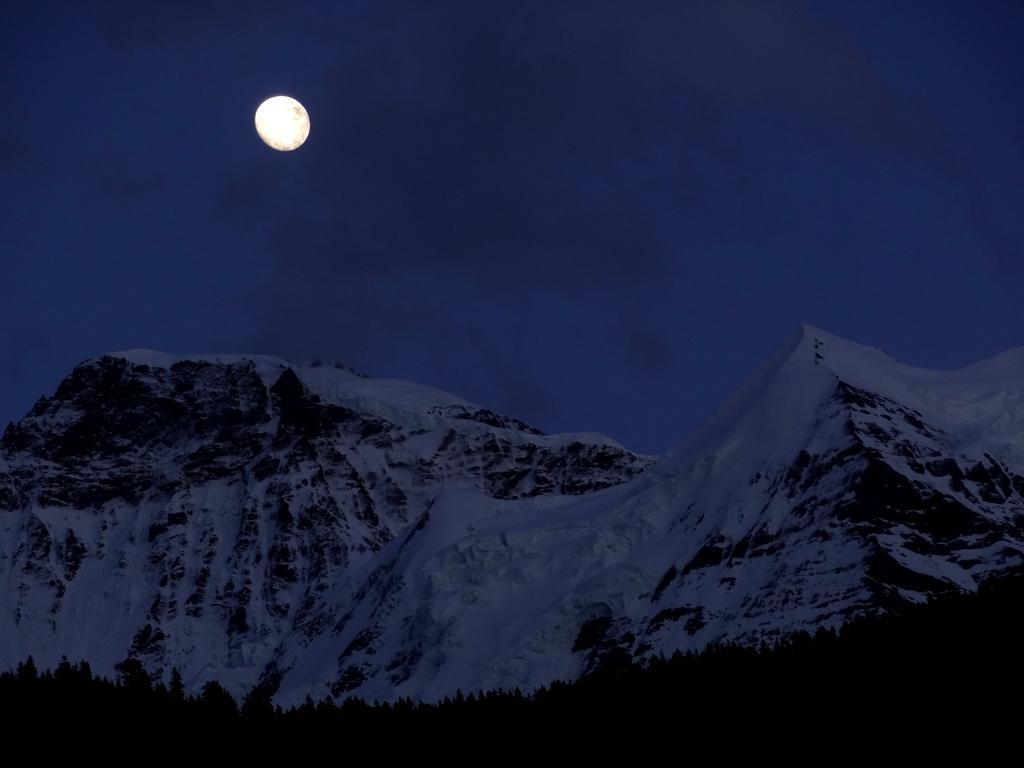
254, 96, 310, 152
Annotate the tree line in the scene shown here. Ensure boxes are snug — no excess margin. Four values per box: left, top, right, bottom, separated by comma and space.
3, 573, 1022, 745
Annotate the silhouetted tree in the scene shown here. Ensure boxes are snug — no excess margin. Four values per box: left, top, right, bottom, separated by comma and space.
3, 574, 1024, 740
115, 657, 151, 692
169, 667, 185, 703
197, 680, 238, 722
16, 656, 37, 683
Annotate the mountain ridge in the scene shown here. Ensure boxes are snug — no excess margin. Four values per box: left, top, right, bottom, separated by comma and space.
2, 325, 1022, 702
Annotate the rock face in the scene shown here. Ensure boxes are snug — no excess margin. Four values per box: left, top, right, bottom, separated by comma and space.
2, 327, 1024, 704
0, 351, 649, 698
633, 334, 1024, 661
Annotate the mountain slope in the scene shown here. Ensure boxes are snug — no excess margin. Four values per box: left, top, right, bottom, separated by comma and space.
268, 325, 1024, 702
2, 326, 1023, 703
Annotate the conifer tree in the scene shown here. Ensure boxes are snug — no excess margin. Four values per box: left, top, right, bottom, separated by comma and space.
169, 667, 185, 703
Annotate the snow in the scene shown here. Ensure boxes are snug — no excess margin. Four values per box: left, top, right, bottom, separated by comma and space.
113, 348, 473, 411
801, 326, 1024, 464
668, 322, 1024, 476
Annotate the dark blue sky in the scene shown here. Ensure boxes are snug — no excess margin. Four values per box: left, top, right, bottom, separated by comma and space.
3, 1, 1022, 454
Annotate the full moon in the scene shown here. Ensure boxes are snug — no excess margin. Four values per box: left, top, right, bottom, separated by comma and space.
254, 96, 310, 151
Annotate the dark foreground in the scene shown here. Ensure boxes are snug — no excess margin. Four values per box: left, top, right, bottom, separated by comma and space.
3, 576, 1023, 750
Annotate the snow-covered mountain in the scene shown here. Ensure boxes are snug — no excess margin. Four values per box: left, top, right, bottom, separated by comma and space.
0, 351, 649, 697
2, 326, 1023, 703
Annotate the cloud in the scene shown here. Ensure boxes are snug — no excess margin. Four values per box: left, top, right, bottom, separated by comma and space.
603, 0, 1018, 270
90, 0, 244, 55
0, 136, 31, 174
227, 4, 734, 357
96, 172, 164, 202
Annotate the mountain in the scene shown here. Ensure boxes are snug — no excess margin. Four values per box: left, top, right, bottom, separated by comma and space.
2, 326, 1023, 704
0, 351, 649, 698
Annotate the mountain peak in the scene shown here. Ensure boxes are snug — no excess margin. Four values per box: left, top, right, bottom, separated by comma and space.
789, 323, 896, 376
0, 348, 653, 702
668, 323, 1024, 470
109, 348, 291, 371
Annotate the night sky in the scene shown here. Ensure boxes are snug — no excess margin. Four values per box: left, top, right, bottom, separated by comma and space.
3, 1, 1022, 455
